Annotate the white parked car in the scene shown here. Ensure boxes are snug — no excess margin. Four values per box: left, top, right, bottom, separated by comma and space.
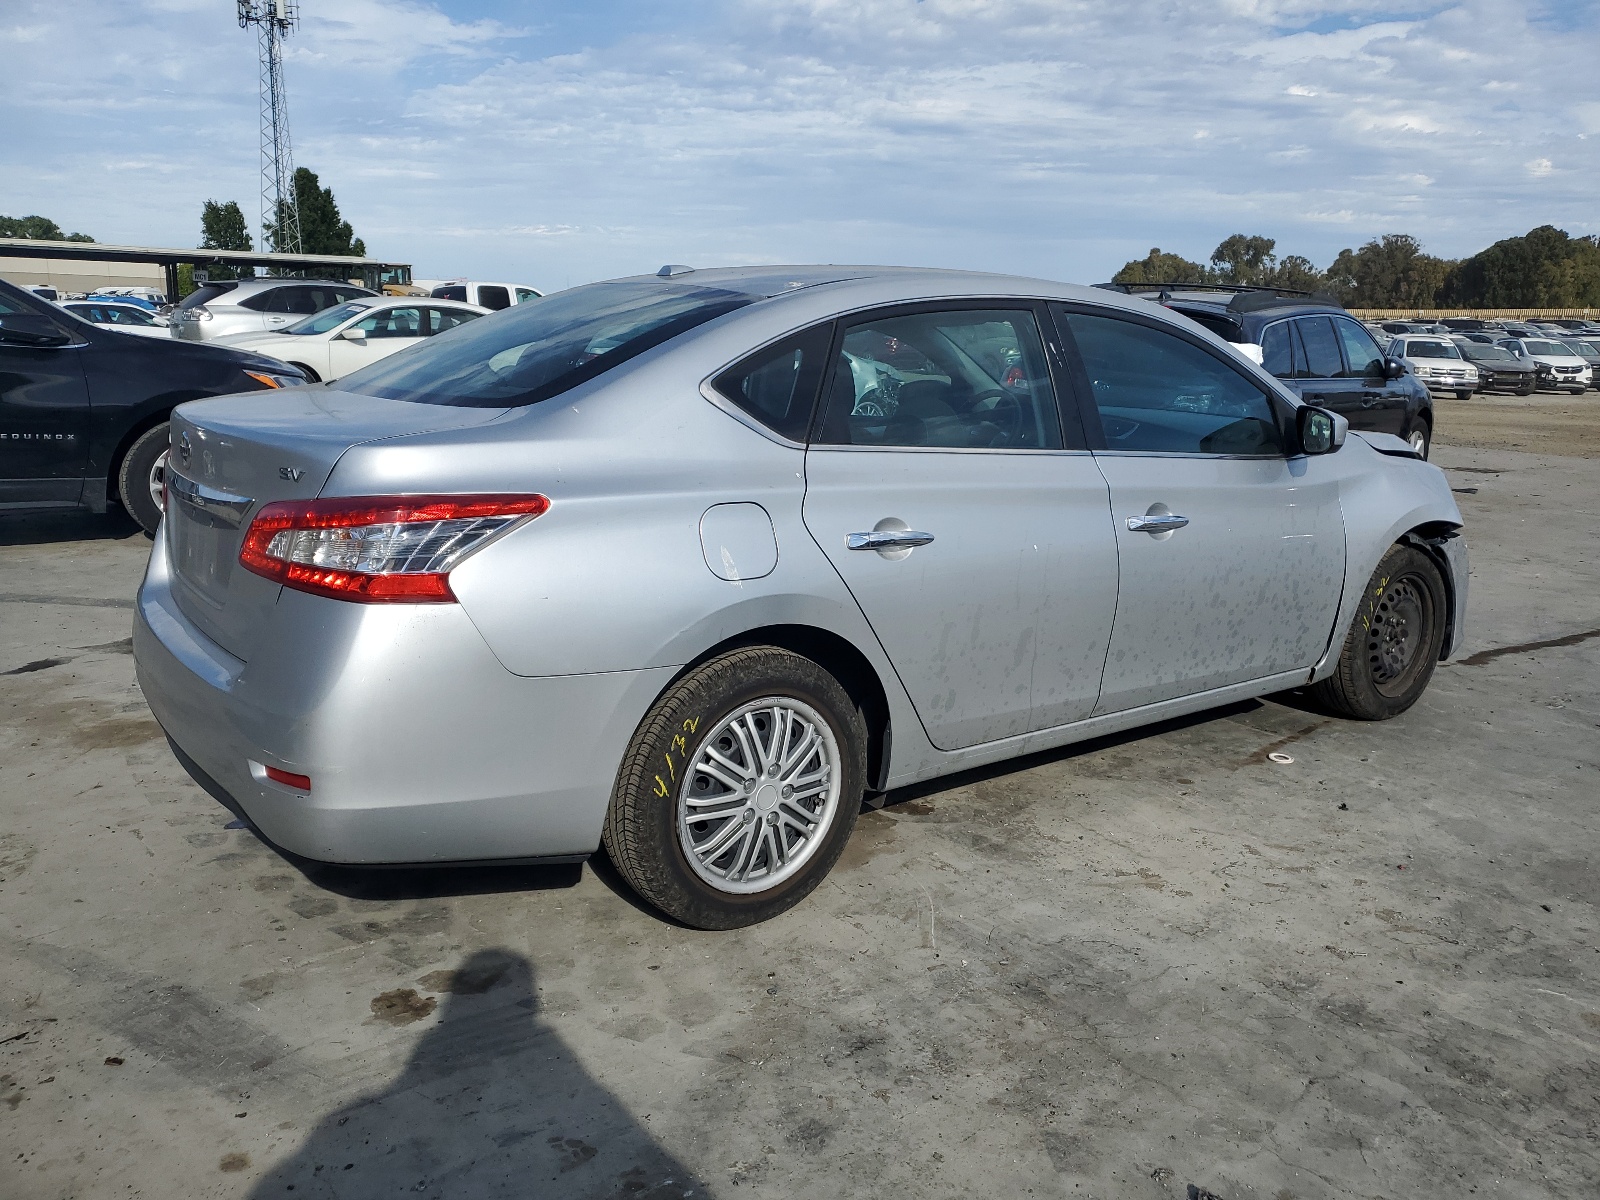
1495, 337, 1592, 394
214, 296, 490, 382
169, 278, 378, 342
1386, 335, 1479, 400
59, 300, 172, 338
424, 280, 542, 311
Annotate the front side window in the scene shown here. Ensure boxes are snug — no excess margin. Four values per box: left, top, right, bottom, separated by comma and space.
283, 301, 371, 335
515, 288, 540, 303
341, 281, 753, 408
1059, 310, 1282, 456
711, 324, 832, 442
354, 307, 423, 338
815, 308, 1061, 449
1334, 317, 1386, 377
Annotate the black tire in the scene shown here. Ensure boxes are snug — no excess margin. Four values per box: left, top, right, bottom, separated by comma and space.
603, 647, 867, 929
1310, 543, 1447, 721
116, 422, 170, 537
1516, 383, 1535, 396
1454, 390, 1472, 401
1406, 418, 1431, 459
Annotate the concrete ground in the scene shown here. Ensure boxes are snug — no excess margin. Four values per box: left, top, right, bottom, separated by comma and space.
2, 402, 1597, 1199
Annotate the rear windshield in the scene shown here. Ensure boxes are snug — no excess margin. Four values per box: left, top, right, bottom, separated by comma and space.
1405, 341, 1459, 358
179, 283, 239, 310
341, 281, 755, 408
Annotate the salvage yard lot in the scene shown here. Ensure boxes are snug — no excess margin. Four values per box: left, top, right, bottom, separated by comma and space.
2, 397, 1597, 1200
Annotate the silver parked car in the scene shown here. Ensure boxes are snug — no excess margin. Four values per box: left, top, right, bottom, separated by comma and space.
169, 277, 377, 342
134, 266, 1468, 929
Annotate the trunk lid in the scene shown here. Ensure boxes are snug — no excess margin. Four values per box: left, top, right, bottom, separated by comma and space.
164, 387, 508, 660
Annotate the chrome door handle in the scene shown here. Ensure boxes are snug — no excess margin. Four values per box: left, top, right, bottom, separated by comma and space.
1126, 513, 1189, 534
847, 530, 935, 551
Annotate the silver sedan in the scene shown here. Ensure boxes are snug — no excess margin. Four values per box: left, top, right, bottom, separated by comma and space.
133, 266, 1468, 928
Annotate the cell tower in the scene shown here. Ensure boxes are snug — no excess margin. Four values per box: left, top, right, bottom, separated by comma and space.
238, 0, 302, 254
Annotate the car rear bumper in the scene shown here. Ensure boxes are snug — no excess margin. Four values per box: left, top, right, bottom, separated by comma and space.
133, 523, 673, 865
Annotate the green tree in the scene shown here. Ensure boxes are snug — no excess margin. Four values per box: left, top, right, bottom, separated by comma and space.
1324, 234, 1453, 308
1110, 247, 1210, 285
266, 167, 365, 257
1261, 254, 1324, 293
1440, 225, 1600, 308
1209, 234, 1279, 285
0, 214, 94, 242
198, 199, 253, 280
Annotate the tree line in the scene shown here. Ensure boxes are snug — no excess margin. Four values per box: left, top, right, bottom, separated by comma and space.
1112, 226, 1600, 309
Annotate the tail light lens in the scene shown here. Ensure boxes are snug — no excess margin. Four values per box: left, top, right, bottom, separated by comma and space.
239, 494, 549, 603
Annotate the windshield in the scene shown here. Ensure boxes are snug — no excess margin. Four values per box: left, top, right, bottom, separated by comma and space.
1463, 346, 1513, 362
282, 301, 372, 335
1406, 341, 1460, 359
1564, 341, 1597, 355
1525, 340, 1570, 357
341, 281, 755, 408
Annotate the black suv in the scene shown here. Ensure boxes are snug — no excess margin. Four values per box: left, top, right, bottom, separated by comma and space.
0, 277, 305, 535
1098, 284, 1433, 457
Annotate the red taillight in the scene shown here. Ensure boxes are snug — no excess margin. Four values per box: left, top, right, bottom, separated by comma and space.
239, 494, 549, 604
265, 765, 312, 791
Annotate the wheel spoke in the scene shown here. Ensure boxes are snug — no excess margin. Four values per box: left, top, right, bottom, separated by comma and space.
691, 813, 747, 861
778, 725, 819, 778
703, 743, 754, 781
727, 823, 760, 880
693, 759, 746, 795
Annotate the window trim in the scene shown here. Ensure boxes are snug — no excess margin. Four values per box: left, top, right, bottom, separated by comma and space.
1049, 300, 1296, 459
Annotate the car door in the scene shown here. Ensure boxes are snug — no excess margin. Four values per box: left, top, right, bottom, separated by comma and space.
1052, 304, 1346, 713
326, 306, 427, 379
0, 296, 91, 507
802, 302, 1119, 749
1277, 315, 1364, 421
1332, 316, 1409, 434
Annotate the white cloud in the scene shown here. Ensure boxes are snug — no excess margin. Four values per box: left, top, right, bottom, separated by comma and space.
1, 0, 1595, 287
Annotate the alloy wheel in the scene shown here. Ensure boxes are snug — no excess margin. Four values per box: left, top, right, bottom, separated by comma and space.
147, 448, 169, 515
677, 697, 842, 895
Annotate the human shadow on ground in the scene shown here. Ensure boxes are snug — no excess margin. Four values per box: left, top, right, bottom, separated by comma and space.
249, 949, 706, 1199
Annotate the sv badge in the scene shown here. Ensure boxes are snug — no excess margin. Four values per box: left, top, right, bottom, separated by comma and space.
278, 466, 304, 481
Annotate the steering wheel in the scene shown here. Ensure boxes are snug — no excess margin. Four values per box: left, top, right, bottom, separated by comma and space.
970, 388, 1024, 445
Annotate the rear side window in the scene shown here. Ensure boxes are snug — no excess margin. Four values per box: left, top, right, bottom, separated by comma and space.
341, 281, 754, 408
424, 306, 480, 335
476, 285, 511, 310
711, 324, 832, 442
1294, 317, 1345, 379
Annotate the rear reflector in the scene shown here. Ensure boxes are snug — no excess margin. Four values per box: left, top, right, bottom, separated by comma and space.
264, 765, 312, 791
239, 494, 549, 603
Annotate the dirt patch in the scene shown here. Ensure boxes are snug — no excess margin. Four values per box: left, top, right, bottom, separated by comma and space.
219, 1153, 250, 1173
836, 808, 899, 871
369, 988, 437, 1025
1435, 393, 1600, 458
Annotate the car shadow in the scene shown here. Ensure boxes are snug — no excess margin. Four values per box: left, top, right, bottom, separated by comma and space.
247, 949, 707, 1198
0, 508, 144, 547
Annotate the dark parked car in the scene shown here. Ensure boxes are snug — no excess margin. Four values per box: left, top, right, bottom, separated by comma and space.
1456, 342, 1536, 394
0, 277, 305, 535
1098, 284, 1433, 457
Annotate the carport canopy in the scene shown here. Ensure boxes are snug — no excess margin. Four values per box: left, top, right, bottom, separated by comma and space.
0, 237, 411, 298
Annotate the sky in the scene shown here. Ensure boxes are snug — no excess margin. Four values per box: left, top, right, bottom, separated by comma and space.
2, 0, 1597, 291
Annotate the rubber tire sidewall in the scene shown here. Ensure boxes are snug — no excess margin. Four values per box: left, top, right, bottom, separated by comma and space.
603, 647, 867, 930
117, 421, 169, 537
1311, 543, 1447, 721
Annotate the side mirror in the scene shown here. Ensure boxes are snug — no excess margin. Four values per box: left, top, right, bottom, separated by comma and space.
1297, 405, 1347, 455
341, 326, 367, 342
1383, 357, 1406, 379
0, 313, 74, 347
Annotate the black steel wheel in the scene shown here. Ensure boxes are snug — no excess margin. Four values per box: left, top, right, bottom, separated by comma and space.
1310, 543, 1447, 721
